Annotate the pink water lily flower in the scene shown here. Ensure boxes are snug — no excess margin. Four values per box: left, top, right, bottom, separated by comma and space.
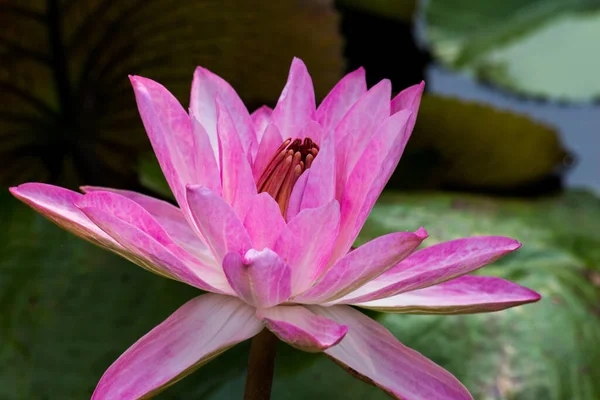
10, 58, 540, 400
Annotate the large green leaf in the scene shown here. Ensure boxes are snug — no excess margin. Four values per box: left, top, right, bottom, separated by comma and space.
0, 191, 249, 398
2, 189, 599, 399
422, 0, 600, 101
356, 192, 600, 399
0, 0, 342, 187
359, 191, 600, 267
391, 94, 568, 190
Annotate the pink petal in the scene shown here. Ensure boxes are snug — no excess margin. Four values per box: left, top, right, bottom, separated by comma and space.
247, 140, 258, 166
223, 248, 291, 308
76, 206, 204, 289
251, 105, 273, 141
9, 183, 121, 250
186, 185, 252, 262
316, 67, 367, 133
253, 123, 283, 181
271, 57, 316, 138
391, 81, 425, 137
336, 236, 521, 304
298, 123, 334, 210
77, 191, 229, 293
243, 193, 286, 250
295, 228, 428, 304
334, 79, 391, 193
216, 97, 258, 219
92, 294, 262, 400
274, 200, 340, 295
129, 76, 197, 211
286, 167, 310, 221
296, 119, 323, 144
80, 186, 213, 263
355, 275, 541, 314
190, 66, 255, 161
310, 305, 473, 400
256, 306, 347, 353
331, 110, 412, 262
191, 115, 222, 194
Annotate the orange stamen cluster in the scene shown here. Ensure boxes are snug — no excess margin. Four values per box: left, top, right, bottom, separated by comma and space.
257, 137, 319, 217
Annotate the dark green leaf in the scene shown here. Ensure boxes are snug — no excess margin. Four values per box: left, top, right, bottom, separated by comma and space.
0, 190, 246, 398
391, 94, 568, 190
0, 0, 343, 187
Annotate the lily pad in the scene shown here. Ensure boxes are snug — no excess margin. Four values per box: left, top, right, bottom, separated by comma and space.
0, 191, 248, 398
0, 0, 342, 187
422, 0, 600, 101
356, 191, 600, 400
391, 94, 568, 190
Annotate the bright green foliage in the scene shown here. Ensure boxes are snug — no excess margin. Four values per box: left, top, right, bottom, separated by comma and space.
357, 192, 600, 400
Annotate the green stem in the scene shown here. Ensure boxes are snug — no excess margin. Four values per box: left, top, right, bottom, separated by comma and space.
244, 329, 278, 400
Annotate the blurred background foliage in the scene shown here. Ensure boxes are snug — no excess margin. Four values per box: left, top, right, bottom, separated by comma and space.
0, 0, 342, 187
1, 0, 599, 399
423, 0, 600, 101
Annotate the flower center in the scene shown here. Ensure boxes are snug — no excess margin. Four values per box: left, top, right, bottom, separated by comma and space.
257, 137, 319, 217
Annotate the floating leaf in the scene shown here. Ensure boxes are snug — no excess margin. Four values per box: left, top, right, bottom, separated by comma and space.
391, 94, 569, 190
422, 0, 600, 101
354, 191, 600, 400
0, 0, 343, 187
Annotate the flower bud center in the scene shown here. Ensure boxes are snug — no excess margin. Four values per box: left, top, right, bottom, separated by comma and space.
257, 137, 319, 217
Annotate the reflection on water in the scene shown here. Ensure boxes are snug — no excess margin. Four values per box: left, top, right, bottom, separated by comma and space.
427, 66, 600, 194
